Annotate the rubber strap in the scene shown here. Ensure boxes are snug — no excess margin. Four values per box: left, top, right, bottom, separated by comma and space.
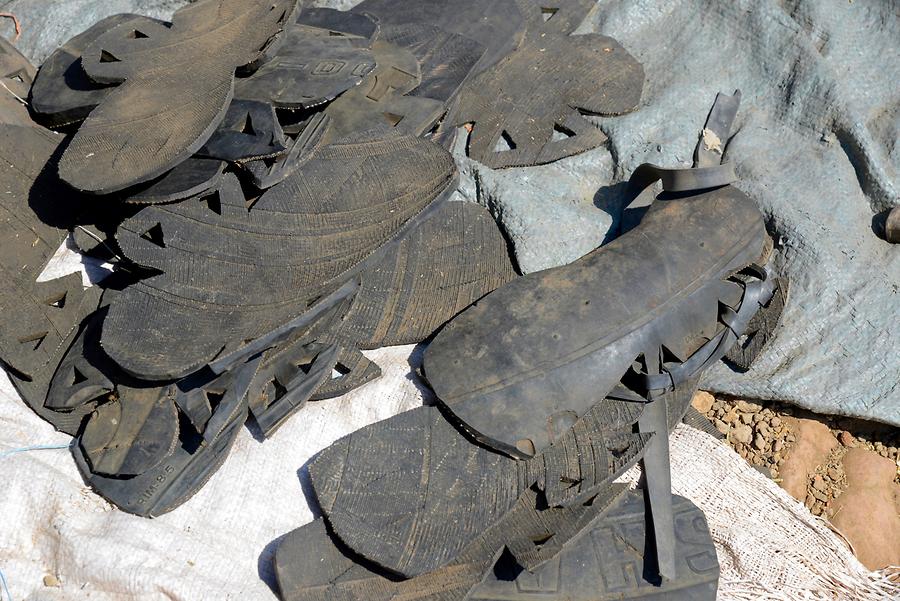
694, 90, 742, 168
209, 279, 358, 374
253, 343, 340, 436
638, 395, 677, 581
622, 90, 742, 216
639, 264, 776, 393
627, 161, 737, 195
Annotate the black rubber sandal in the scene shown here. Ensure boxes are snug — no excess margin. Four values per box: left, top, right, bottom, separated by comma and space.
28, 14, 161, 128
58, 0, 297, 194
297, 7, 380, 41
102, 132, 457, 381
424, 91, 774, 459
126, 157, 227, 205
373, 22, 486, 107
304, 402, 655, 578
471, 491, 720, 601
424, 92, 785, 582
233, 11, 377, 110
280, 374, 699, 593
321, 41, 444, 144
45, 309, 262, 517
0, 122, 101, 434
351, 0, 527, 80
244, 201, 516, 437
274, 484, 628, 601
514, 0, 599, 36
452, 28, 644, 168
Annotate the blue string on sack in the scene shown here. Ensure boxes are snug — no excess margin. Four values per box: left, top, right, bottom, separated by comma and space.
0, 440, 74, 599
0, 566, 10, 601
0, 442, 72, 459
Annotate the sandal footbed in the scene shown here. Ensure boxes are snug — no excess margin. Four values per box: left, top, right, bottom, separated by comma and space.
275, 484, 628, 601
470, 491, 719, 601
58, 0, 297, 194
424, 185, 766, 456
247, 201, 517, 436
103, 133, 456, 380
352, 0, 526, 79
28, 14, 161, 127
127, 157, 227, 205
453, 31, 644, 169
234, 23, 377, 109
320, 41, 443, 144
307, 402, 657, 578
0, 123, 102, 433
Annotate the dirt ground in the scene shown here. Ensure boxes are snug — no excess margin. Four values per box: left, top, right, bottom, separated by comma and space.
693, 391, 900, 570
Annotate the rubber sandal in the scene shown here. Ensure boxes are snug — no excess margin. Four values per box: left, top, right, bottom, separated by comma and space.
241, 112, 330, 190
424, 92, 774, 459
230, 281, 360, 436
0, 36, 35, 126
46, 285, 366, 516
321, 41, 444, 144
127, 157, 227, 205
28, 14, 161, 128
352, 0, 527, 79
452, 29, 644, 168
197, 99, 288, 163
472, 491, 720, 600
42, 307, 260, 516
233, 13, 377, 110
3, 283, 102, 435
514, 0, 598, 35
306, 403, 652, 578
70, 356, 259, 517
101, 132, 457, 381
57, 0, 297, 194
356, 1, 599, 135
245, 201, 516, 437
298, 7, 380, 41
375, 23, 486, 107
723, 275, 789, 371
0, 122, 101, 434
426, 92, 785, 582
322, 200, 516, 368
275, 484, 628, 601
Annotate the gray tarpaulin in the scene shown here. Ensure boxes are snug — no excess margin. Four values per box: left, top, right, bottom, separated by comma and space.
2, 0, 897, 422
454, 0, 900, 427
0, 1, 193, 63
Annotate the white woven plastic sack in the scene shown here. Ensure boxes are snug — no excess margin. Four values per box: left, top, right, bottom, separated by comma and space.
2, 335, 897, 600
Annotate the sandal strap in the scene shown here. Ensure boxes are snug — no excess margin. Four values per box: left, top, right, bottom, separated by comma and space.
627, 160, 737, 194
639, 264, 776, 394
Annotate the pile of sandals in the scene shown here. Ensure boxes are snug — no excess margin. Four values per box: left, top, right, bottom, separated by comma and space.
0, 0, 789, 599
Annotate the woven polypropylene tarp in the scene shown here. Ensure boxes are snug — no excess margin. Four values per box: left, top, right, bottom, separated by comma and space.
1, 334, 898, 600
450, 0, 899, 426
591, 0, 899, 426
